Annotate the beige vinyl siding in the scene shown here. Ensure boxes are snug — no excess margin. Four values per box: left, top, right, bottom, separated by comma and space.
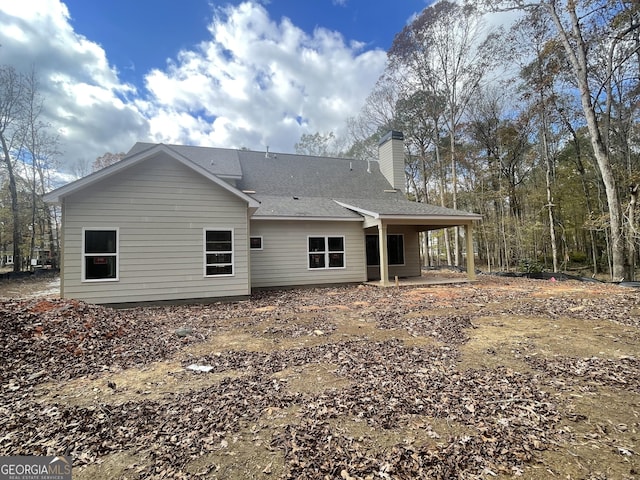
378, 137, 405, 191
365, 226, 421, 280
61, 153, 250, 304
249, 220, 366, 288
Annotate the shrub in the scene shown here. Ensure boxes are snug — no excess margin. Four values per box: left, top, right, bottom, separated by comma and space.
568, 251, 588, 263
519, 259, 544, 273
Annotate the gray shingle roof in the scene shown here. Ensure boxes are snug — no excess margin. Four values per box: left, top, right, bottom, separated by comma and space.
251, 195, 363, 219
335, 198, 480, 217
128, 143, 243, 179
235, 150, 392, 198
124, 143, 480, 221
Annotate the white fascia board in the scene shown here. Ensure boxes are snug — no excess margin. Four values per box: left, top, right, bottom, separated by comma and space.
251, 216, 364, 222
378, 214, 483, 222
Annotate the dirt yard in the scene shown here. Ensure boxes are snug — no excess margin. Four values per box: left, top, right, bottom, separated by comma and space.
1, 274, 638, 479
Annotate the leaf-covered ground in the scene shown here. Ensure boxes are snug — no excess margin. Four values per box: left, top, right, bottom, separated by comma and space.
0, 274, 638, 479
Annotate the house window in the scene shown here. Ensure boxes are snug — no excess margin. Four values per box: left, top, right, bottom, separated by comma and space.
204, 229, 233, 276
308, 236, 345, 269
366, 234, 405, 266
83, 228, 118, 281
250, 236, 263, 250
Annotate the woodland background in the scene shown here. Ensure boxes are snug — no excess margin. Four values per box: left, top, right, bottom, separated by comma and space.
1, 0, 639, 280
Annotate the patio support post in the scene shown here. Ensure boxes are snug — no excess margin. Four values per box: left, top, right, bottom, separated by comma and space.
465, 223, 476, 280
378, 221, 389, 286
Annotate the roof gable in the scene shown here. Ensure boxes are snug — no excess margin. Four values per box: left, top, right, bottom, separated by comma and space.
127, 142, 243, 179
43, 144, 259, 208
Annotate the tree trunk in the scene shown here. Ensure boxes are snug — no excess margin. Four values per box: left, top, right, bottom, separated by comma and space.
500, 201, 510, 271
450, 124, 460, 266
419, 152, 431, 267
30, 164, 37, 269
435, 144, 452, 265
581, 100, 624, 280
629, 184, 638, 280
540, 109, 558, 272
546, 3, 625, 280
1, 135, 21, 273
560, 111, 599, 276
38, 163, 57, 268
545, 161, 558, 272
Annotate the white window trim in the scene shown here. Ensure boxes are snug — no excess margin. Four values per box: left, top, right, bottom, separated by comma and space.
204, 228, 235, 277
366, 233, 406, 266
307, 235, 346, 270
250, 236, 263, 251
82, 227, 119, 282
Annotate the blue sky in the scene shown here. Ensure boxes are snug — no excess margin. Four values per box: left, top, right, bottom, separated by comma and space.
0, 0, 429, 174
63, 0, 426, 85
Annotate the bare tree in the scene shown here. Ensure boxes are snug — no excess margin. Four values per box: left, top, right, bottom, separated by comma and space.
517, 11, 563, 272
69, 158, 92, 179
346, 71, 402, 161
0, 66, 25, 272
92, 152, 125, 172
389, 0, 502, 266
0, 65, 60, 272
295, 132, 340, 157
20, 68, 59, 269
481, 0, 640, 279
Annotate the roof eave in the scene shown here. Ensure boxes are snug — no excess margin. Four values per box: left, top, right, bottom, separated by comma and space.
333, 201, 482, 223
378, 214, 483, 222
251, 215, 364, 222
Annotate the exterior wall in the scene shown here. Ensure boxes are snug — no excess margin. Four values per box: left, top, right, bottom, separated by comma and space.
249, 220, 367, 288
61, 153, 250, 304
365, 225, 421, 280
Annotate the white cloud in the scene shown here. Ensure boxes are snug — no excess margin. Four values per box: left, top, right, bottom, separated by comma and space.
0, 0, 387, 173
139, 1, 387, 152
0, 0, 149, 170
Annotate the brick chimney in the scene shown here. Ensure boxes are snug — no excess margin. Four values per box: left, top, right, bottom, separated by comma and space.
378, 131, 405, 192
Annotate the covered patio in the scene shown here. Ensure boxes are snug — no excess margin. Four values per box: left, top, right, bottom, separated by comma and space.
336, 199, 482, 288
336, 197, 482, 287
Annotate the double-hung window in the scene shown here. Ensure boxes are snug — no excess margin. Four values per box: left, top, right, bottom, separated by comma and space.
204, 229, 234, 276
366, 234, 405, 266
308, 236, 345, 269
83, 228, 118, 281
